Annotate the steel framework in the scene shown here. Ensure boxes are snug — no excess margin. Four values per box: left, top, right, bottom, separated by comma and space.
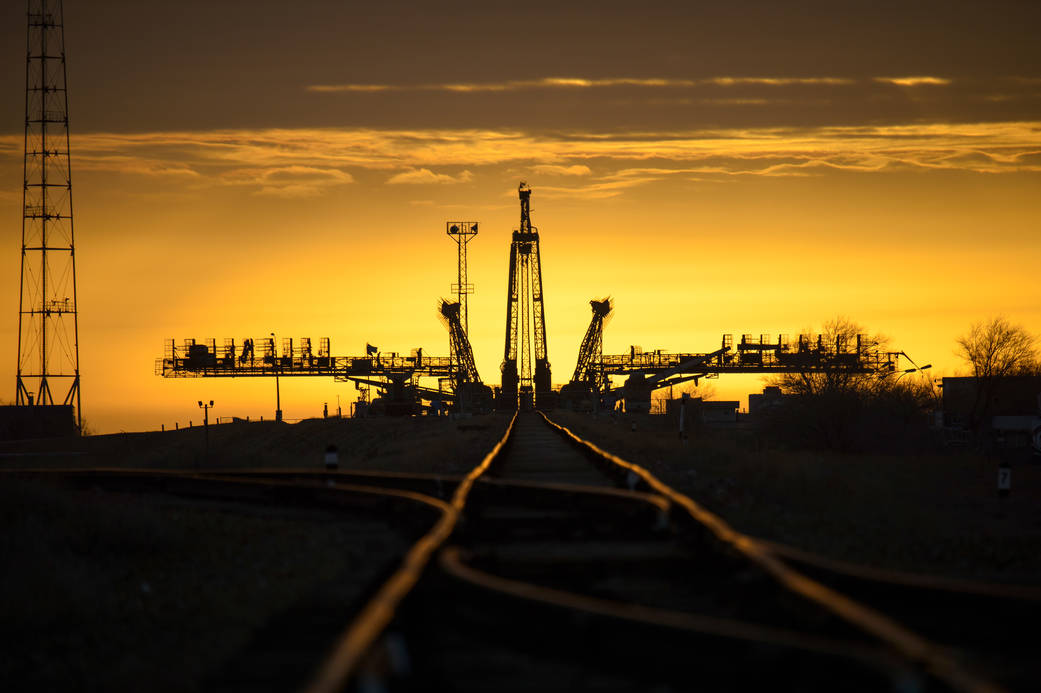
501, 183, 550, 408
446, 222, 478, 335
601, 333, 898, 378
157, 337, 463, 414
439, 300, 480, 386
157, 338, 453, 380
16, 0, 81, 427
571, 298, 613, 391
439, 299, 493, 411
596, 334, 902, 412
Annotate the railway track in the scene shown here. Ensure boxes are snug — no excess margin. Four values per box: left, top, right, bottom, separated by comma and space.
325, 412, 1018, 693
7, 411, 1039, 692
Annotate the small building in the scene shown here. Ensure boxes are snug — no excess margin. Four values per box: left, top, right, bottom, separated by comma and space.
991, 415, 1041, 454
702, 401, 740, 423
0, 405, 77, 441
663, 397, 740, 424
748, 386, 787, 417
941, 376, 1041, 430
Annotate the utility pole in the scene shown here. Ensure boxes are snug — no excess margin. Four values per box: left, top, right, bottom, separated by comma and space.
16, 0, 82, 430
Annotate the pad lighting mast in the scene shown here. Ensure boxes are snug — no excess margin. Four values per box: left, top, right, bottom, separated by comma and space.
16, 0, 82, 428
446, 221, 478, 335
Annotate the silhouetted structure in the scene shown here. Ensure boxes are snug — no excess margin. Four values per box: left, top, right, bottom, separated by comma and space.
157, 333, 486, 414
0, 404, 75, 441
942, 375, 1041, 431
560, 298, 613, 410
439, 299, 493, 411
155, 186, 911, 419
501, 183, 551, 409
445, 221, 478, 335
598, 334, 900, 413
15, 0, 82, 430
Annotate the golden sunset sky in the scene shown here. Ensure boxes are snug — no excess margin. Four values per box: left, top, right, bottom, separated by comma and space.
2, 1, 1040, 433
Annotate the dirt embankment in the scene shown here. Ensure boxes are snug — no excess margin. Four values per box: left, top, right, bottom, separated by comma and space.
550, 411, 1041, 584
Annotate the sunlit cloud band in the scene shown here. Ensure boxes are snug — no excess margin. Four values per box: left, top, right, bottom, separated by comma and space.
0, 121, 1037, 197
307, 76, 860, 93
874, 76, 953, 86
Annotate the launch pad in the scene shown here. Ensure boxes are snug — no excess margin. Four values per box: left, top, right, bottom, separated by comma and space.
157, 183, 902, 416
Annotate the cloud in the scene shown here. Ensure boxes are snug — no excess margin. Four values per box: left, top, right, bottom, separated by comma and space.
1, 121, 1038, 203
219, 165, 353, 196
535, 176, 660, 199
71, 155, 201, 177
698, 98, 774, 106
532, 164, 592, 176
386, 168, 473, 184
308, 77, 696, 92
307, 75, 855, 93
1012, 151, 1041, 165
706, 77, 853, 86
874, 76, 952, 86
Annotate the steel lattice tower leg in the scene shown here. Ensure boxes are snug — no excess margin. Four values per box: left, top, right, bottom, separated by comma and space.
16, 0, 81, 429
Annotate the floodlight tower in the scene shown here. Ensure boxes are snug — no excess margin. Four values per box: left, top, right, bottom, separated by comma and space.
16, 0, 82, 428
501, 182, 550, 408
445, 221, 478, 334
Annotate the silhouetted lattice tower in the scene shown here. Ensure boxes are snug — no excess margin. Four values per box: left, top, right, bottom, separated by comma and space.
501, 182, 550, 408
445, 221, 478, 334
16, 0, 81, 427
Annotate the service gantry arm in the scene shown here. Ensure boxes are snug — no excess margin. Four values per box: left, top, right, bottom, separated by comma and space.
156, 337, 454, 380
570, 297, 613, 392
440, 299, 481, 387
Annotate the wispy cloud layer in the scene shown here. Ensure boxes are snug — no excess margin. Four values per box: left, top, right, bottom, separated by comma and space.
307, 76, 862, 93
219, 165, 353, 197
0, 121, 1037, 198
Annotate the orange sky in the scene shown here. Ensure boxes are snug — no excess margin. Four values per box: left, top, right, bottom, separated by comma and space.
2, 2, 1040, 433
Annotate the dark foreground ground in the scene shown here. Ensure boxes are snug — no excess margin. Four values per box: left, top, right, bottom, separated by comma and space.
552, 411, 1041, 584
0, 480, 408, 692
0, 415, 507, 691
1, 412, 1038, 690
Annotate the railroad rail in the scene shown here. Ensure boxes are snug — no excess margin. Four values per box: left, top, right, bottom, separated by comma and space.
7, 414, 1038, 692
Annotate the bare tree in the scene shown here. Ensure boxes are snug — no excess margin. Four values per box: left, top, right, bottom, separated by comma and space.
768, 316, 889, 397
956, 317, 1038, 379
955, 317, 1038, 429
